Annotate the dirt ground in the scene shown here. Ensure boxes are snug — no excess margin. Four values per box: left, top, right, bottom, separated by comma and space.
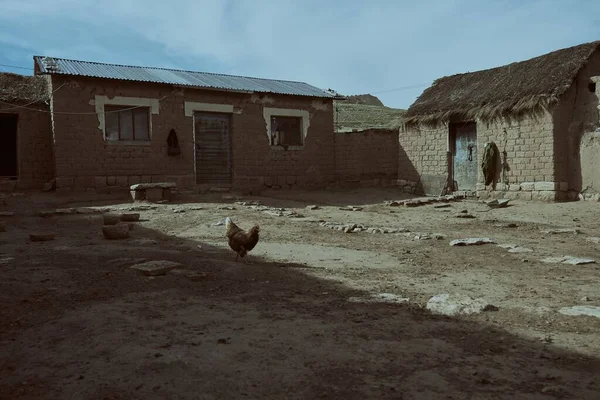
1, 187, 600, 399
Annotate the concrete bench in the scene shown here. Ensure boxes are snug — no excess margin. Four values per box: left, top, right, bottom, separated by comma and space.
130, 182, 176, 202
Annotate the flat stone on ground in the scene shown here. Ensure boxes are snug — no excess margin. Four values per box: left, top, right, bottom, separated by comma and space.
450, 238, 496, 246
130, 182, 176, 190
130, 260, 182, 276
558, 306, 600, 319
102, 224, 130, 240
426, 293, 492, 316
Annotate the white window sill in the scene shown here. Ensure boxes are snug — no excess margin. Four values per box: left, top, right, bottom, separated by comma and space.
270, 145, 304, 151
104, 139, 152, 146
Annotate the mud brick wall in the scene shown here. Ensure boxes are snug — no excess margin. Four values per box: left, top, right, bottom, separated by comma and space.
48, 76, 335, 192
0, 106, 54, 191
398, 126, 448, 194
334, 129, 399, 186
476, 114, 558, 201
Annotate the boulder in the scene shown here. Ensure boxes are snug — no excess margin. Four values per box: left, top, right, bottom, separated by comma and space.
102, 224, 130, 240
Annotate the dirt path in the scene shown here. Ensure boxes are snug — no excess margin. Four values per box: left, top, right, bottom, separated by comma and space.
1, 188, 599, 399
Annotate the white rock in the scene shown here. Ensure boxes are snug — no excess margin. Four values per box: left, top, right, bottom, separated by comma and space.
508, 246, 534, 254
540, 256, 570, 264
426, 293, 492, 316
450, 238, 496, 246
540, 228, 580, 234
561, 257, 596, 265
558, 306, 600, 319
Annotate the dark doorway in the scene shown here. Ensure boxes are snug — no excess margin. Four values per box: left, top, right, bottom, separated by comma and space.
0, 113, 18, 178
193, 112, 232, 185
449, 121, 477, 191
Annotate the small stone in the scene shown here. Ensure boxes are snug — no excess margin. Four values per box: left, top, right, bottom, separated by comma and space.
483, 304, 500, 312
106, 258, 147, 267
450, 238, 496, 246
173, 209, 186, 214
460, 209, 469, 213
29, 232, 56, 242
343, 224, 357, 233
508, 246, 534, 254
103, 214, 122, 225
434, 203, 452, 209
120, 213, 140, 222
540, 228, 580, 234
426, 293, 491, 316
0, 211, 14, 216
455, 213, 476, 219
219, 206, 236, 210
558, 305, 600, 319
101, 224, 130, 240
306, 205, 320, 210
581, 296, 591, 302
130, 260, 182, 276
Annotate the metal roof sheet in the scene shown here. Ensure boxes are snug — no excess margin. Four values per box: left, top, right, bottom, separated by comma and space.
33, 56, 338, 98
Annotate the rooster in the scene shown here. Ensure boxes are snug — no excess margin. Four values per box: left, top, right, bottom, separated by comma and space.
225, 217, 260, 262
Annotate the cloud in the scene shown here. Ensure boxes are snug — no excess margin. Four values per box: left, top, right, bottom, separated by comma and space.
0, 0, 599, 108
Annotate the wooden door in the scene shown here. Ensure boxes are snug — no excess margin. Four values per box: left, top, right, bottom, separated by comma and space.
452, 122, 477, 191
194, 112, 232, 185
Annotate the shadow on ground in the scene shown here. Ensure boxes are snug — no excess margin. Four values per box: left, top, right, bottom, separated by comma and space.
0, 199, 599, 399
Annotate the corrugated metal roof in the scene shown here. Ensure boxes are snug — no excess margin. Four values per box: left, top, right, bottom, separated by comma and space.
33, 56, 338, 98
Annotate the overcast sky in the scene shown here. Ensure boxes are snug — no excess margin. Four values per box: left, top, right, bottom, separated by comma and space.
0, 0, 599, 109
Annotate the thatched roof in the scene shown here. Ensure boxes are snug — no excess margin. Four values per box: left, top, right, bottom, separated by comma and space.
405, 40, 600, 127
334, 101, 406, 132
0, 72, 48, 104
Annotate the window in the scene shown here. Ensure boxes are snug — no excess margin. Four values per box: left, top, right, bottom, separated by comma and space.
104, 105, 150, 141
270, 116, 303, 146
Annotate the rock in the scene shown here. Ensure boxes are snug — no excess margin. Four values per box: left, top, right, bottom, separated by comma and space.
540, 228, 580, 234
130, 260, 182, 276
103, 214, 122, 225
499, 244, 534, 253
0, 211, 14, 216
450, 238, 496, 246
106, 257, 147, 267
339, 206, 363, 211
169, 268, 209, 281
130, 182, 176, 190
29, 232, 56, 242
426, 294, 491, 316
219, 206, 236, 210
455, 213, 476, 219
558, 305, 600, 319
388, 201, 401, 207
343, 224, 357, 233
433, 234, 447, 240
581, 296, 591, 302
486, 199, 510, 209
414, 233, 432, 240
128, 205, 157, 211
561, 257, 595, 265
483, 304, 500, 312
306, 205, 320, 210
434, 203, 452, 209
586, 237, 600, 244
101, 224, 130, 240
120, 213, 140, 222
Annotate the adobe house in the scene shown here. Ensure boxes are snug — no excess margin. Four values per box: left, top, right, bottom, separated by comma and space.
0, 73, 54, 191
400, 40, 600, 202
31, 56, 340, 193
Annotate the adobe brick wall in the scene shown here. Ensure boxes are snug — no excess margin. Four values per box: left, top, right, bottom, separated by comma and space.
334, 128, 398, 186
398, 125, 447, 194
401, 114, 562, 201
0, 105, 54, 191
476, 114, 558, 202
48, 76, 336, 192
552, 48, 600, 201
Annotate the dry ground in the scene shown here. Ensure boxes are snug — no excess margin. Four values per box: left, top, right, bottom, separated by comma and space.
1, 187, 599, 399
